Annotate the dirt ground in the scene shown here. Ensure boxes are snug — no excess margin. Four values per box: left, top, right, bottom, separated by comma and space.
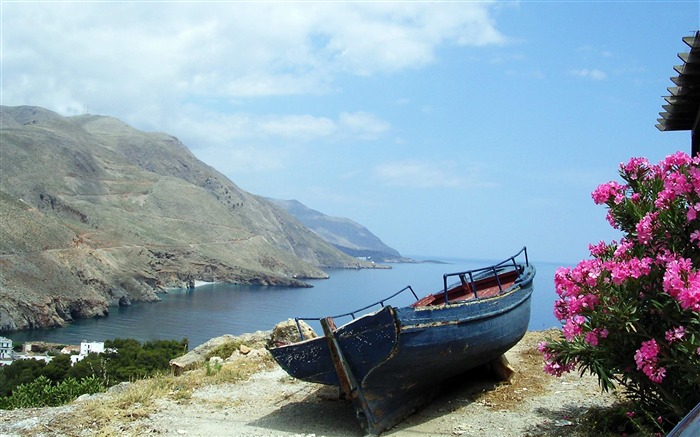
0, 330, 618, 437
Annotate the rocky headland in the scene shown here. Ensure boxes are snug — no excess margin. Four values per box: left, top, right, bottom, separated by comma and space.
0, 106, 396, 333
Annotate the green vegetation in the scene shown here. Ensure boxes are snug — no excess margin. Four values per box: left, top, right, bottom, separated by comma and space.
0, 338, 188, 409
541, 153, 700, 433
0, 376, 104, 410
204, 339, 241, 361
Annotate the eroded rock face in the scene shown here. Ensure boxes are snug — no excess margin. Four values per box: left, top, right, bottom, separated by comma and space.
0, 295, 111, 332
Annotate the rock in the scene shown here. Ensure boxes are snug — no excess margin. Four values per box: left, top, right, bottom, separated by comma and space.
269, 318, 317, 347
169, 334, 238, 375
236, 330, 272, 348
239, 344, 251, 355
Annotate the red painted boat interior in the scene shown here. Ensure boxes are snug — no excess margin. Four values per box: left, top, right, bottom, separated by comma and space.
411, 269, 519, 307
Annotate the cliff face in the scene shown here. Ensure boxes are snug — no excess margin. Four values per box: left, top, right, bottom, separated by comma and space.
266, 198, 409, 262
0, 106, 371, 332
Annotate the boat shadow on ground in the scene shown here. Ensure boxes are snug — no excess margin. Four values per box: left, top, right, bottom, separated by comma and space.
248, 383, 362, 436
249, 366, 505, 436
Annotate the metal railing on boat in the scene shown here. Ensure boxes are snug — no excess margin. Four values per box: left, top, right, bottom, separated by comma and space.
441, 246, 529, 304
293, 246, 529, 340
294, 285, 419, 340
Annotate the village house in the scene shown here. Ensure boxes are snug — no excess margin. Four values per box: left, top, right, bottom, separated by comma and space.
70, 340, 106, 365
0, 337, 13, 366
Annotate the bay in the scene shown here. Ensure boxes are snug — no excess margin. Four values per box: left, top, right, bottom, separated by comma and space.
5, 258, 566, 348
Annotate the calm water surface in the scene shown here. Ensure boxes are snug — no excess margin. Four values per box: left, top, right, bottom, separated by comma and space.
6, 259, 565, 348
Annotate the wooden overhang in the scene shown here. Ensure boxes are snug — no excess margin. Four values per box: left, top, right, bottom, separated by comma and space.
656, 31, 700, 157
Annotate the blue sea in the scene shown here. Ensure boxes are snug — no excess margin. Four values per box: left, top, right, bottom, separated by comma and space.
5, 258, 565, 348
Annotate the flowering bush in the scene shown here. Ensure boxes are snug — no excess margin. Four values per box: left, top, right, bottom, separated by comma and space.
540, 152, 700, 430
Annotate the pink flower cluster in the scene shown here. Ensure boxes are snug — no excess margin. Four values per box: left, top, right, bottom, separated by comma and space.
634, 339, 666, 383
665, 326, 685, 344
592, 181, 626, 205
538, 341, 576, 376
543, 152, 700, 384
663, 258, 700, 312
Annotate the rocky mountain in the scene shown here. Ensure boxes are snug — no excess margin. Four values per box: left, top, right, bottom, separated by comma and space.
266, 198, 409, 262
0, 106, 375, 332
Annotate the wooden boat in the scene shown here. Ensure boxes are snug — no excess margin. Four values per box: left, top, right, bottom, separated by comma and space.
668, 401, 700, 437
268, 247, 536, 435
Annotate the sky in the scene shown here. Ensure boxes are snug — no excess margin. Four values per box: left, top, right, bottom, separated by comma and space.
2, 1, 699, 265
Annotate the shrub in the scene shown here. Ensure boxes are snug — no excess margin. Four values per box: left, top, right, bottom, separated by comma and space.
540, 152, 700, 432
0, 375, 105, 409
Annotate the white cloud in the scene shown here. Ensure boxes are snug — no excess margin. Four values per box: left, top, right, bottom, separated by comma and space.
569, 68, 607, 80
2, 2, 504, 106
193, 144, 287, 177
338, 112, 390, 141
259, 115, 337, 140
373, 160, 473, 189
140, 107, 389, 150
1, 1, 505, 185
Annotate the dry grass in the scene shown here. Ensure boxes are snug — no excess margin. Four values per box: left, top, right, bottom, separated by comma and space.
38, 350, 277, 436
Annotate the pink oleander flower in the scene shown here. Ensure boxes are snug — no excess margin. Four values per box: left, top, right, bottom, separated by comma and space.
665, 326, 685, 344
687, 203, 700, 222
636, 212, 658, 245
585, 331, 600, 346
689, 167, 700, 195
664, 171, 692, 196
613, 238, 633, 258
654, 188, 677, 209
553, 298, 569, 321
663, 258, 700, 311
635, 339, 665, 383
649, 367, 667, 384
635, 339, 660, 366
584, 327, 609, 347
621, 157, 650, 180
545, 152, 700, 419
605, 210, 618, 228
592, 181, 626, 205
661, 151, 692, 171
691, 230, 700, 246
562, 315, 586, 341
588, 240, 609, 257
543, 358, 576, 377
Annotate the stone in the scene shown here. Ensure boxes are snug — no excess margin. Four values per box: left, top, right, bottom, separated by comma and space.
269, 318, 317, 347
169, 334, 238, 375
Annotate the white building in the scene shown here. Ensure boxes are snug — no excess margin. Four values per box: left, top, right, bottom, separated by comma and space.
0, 337, 13, 365
79, 341, 105, 356
71, 340, 106, 365
0, 337, 11, 359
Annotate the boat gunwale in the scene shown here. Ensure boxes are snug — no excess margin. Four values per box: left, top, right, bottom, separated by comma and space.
281, 247, 532, 342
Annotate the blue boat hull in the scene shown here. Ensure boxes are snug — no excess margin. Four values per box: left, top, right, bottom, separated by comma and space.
269, 256, 535, 435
